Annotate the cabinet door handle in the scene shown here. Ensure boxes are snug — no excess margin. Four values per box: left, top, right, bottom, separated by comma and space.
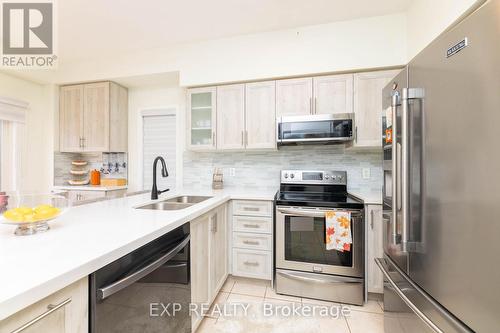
243, 223, 260, 229
243, 207, 260, 212
309, 97, 313, 114
355, 126, 358, 143
241, 131, 244, 146
211, 215, 218, 233
212, 132, 216, 147
243, 240, 259, 245
11, 298, 72, 333
370, 210, 374, 230
314, 97, 317, 114
245, 130, 248, 146
244, 261, 259, 266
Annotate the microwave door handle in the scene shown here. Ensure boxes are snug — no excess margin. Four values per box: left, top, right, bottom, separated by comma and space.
97, 234, 190, 301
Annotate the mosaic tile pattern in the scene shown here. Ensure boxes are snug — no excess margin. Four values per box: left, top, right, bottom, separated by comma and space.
54, 152, 128, 185
183, 146, 382, 195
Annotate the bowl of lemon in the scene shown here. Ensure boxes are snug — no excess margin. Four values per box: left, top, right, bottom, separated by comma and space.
0, 194, 70, 236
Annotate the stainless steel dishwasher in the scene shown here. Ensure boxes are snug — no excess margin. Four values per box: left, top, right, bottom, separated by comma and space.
90, 224, 191, 332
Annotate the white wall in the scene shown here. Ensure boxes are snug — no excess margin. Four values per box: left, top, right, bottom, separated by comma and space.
127, 84, 186, 192
22, 13, 407, 87
406, 0, 485, 60
0, 72, 55, 193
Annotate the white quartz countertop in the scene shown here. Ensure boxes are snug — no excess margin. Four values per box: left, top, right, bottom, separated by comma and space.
53, 185, 128, 191
349, 191, 383, 205
0, 187, 277, 320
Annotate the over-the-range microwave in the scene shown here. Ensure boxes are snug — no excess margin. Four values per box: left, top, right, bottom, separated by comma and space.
277, 113, 354, 146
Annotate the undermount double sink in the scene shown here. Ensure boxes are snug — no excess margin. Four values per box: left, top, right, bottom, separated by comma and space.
136, 195, 212, 211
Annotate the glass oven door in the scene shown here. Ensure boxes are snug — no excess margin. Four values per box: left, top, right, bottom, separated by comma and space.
276, 206, 364, 277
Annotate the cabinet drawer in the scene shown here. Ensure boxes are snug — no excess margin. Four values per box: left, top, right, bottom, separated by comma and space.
233, 215, 272, 234
232, 200, 272, 217
68, 190, 105, 203
233, 232, 272, 251
232, 248, 272, 280
0, 277, 88, 333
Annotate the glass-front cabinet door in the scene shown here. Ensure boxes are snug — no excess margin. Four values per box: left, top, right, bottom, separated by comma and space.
187, 87, 217, 150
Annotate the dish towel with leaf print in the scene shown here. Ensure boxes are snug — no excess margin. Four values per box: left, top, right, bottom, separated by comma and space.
325, 211, 352, 252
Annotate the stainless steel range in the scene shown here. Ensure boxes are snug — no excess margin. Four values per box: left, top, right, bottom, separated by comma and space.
274, 170, 365, 305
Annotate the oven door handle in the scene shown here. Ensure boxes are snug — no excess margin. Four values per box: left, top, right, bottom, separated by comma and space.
97, 234, 190, 301
277, 270, 361, 284
277, 208, 361, 218
277, 208, 326, 217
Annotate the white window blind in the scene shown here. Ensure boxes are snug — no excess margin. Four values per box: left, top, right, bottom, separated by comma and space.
0, 97, 28, 192
143, 114, 176, 191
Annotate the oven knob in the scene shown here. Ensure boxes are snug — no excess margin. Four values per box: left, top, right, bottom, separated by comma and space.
332, 176, 336, 180
325, 175, 330, 180
290, 174, 295, 179
284, 173, 289, 179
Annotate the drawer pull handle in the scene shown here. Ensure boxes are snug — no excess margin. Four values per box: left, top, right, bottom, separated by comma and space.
243, 240, 259, 245
11, 298, 72, 333
243, 207, 260, 212
244, 261, 260, 266
243, 224, 260, 228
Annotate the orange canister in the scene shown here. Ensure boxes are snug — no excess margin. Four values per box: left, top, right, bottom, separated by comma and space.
90, 170, 101, 185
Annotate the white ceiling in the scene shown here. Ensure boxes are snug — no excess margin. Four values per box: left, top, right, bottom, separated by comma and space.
58, 0, 412, 62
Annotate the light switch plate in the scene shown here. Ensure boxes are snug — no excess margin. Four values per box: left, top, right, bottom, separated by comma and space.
229, 168, 236, 177
362, 168, 371, 179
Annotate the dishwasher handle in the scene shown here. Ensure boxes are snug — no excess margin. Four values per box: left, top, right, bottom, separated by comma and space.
97, 234, 190, 301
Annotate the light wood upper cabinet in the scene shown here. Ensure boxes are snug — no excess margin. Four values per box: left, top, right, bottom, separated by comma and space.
245, 81, 276, 149
83, 82, 110, 151
276, 78, 313, 117
187, 87, 217, 151
217, 84, 245, 150
353, 70, 399, 147
59, 81, 128, 153
0, 277, 88, 333
110, 82, 128, 152
59, 85, 84, 152
313, 74, 353, 115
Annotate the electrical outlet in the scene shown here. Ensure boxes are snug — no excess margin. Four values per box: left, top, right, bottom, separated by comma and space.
229, 168, 236, 177
362, 168, 371, 179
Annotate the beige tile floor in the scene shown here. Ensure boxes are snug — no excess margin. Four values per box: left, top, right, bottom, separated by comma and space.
197, 276, 384, 333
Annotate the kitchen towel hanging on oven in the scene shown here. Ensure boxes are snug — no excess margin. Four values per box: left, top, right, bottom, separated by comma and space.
325, 211, 352, 252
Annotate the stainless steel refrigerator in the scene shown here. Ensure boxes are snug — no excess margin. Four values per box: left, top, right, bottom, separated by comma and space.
377, 0, 500, 332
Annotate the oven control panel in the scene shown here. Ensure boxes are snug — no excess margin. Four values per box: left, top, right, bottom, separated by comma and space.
280, 170, 347, 185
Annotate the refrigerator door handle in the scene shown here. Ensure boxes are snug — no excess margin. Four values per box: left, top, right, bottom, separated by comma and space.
375, 258, 444, 333
391, 93, 400, 246
400, 89, 411, 252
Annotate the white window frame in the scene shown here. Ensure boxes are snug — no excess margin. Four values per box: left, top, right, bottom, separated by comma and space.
0, 96, 28, 192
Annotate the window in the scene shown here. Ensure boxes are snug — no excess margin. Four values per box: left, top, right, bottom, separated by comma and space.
0, 97, 27, 192
142, 109, 177, 191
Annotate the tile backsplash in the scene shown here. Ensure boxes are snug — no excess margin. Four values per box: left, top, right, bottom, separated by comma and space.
183, 146, 382, 194
54, 152, 128, 186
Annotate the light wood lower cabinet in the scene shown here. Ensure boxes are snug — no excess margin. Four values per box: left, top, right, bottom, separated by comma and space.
366, 204, 384, 294
0, 277, 88, 333
66, 189, 127, 204
230, 200, 273, 280
190, 204, 227, 332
